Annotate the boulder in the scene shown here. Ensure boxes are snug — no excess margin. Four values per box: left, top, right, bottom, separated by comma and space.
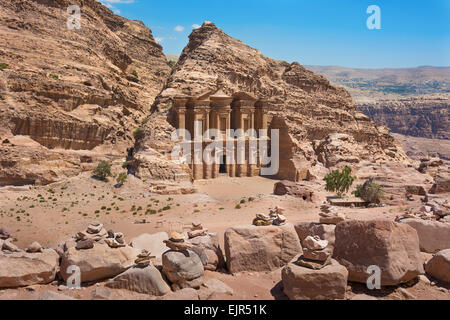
282, 259, 348, 300
0, 249, 60, 288
273, 180, 315, 201
400, 218, 450, 253
425, 249, 450, 283
162, 249, 204, 289
224, 224, 302, 273
60, 244, 139, 283
294, 222, 335, 249
187, 233, 225, 271
106, 265, 170, 296
130, 232, 169, 263
333, 219, 424, 286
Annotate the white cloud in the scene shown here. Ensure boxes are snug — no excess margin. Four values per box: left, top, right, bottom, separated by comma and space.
99, 0, 133, 15
174, 25, 185, 32
192, 24, 201, 29
155, 37, 164, 43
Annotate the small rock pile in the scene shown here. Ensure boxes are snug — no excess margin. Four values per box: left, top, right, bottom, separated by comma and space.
187, 222, 208, 239
396, 198, 450, 223
297, 236, 332, 270
319, 203, 346, 224
252, 207, 287, 226
163, 232, 193, 251
72, 222, 126, 250
134, 249, 154, 268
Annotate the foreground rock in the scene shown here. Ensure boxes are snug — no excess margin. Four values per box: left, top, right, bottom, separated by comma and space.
187, 233, 225, 271
425, 249, 450, 284
400, 219, 450, 253
106, 265, 170, 296
162, 250, 204, 290
333, 220, 424, 286
60, 244, 139, 283
0, 249, 59, 288
224, 224, 302, 273
282, 259, 348, 300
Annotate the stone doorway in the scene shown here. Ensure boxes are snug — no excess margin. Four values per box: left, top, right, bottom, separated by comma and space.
219, 155, 227, 174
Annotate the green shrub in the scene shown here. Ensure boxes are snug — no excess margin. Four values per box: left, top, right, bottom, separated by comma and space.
93, 161, 111, 180
166, 60, 176, 68
0, 63, 8, 70
49, 74, 59, 80
131, 69, 138, 78
116, 172, 127, 185
352, 184, 362, 198
323, 166, 356, 196
359, 179, 384, 204
122, 161, 128, 169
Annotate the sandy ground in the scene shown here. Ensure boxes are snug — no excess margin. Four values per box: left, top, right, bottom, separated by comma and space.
0, 174, 449, 300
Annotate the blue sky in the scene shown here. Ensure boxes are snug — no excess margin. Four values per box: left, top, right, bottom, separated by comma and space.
100, 0, 450, 68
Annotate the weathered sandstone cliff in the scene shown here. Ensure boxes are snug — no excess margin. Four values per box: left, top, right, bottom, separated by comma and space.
0, 0, 170, 185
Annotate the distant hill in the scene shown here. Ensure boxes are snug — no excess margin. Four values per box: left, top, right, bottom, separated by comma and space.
305, 65, 449, 140
305, 65, 450, 96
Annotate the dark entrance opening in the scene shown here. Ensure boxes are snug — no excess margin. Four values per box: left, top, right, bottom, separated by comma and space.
219, 155, 227, 173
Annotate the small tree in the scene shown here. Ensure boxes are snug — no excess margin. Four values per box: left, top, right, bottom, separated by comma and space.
323, 166, 356, 197
116, 172, 127, 186
93, 161, 111, 180
358, 179, 384, 204
166, 60, 176, 68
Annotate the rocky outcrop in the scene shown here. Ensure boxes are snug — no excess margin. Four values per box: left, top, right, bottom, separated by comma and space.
0, 249, 60, 288
224, 224, 302, 273
333, 220, 424, 286
358, 95, 449, 140
135, 21, 409, 182
0, 0, 170, 185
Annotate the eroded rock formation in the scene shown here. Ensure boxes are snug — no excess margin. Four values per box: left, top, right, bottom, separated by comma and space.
0, 0, 170, 185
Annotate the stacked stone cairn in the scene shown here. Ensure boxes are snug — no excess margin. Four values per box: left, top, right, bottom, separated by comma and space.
297, 236, 332, 270
134, 249, 155, 268
73, 222, 126, 250
319, 203, 346, 224
252, 206, 287, 226
187, 221, 209, 239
